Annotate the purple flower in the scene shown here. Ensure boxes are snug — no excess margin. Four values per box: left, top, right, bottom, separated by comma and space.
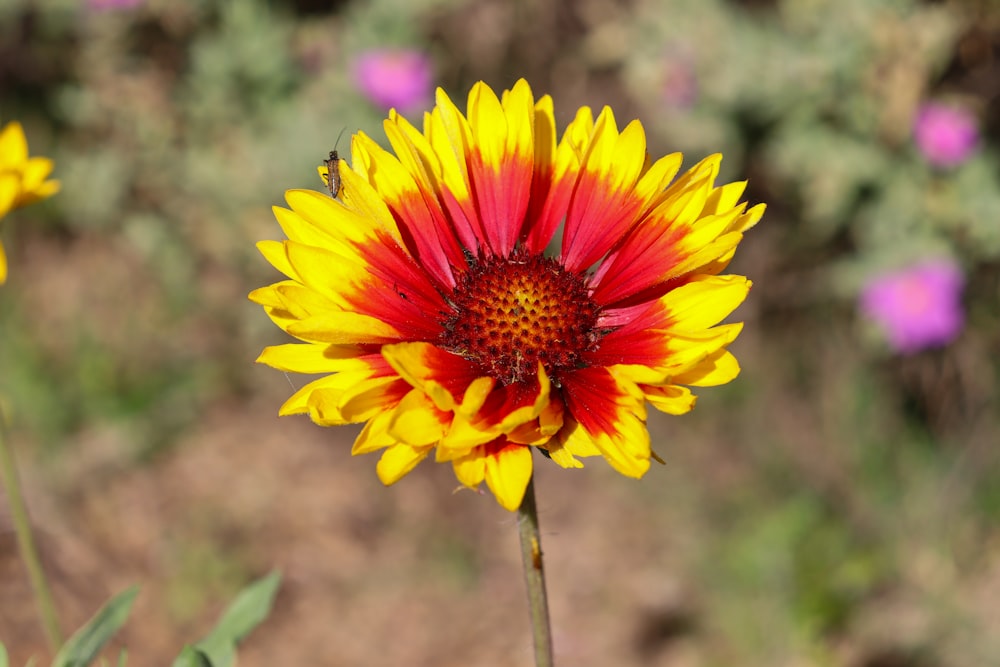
86, 0, 143, 10
913, 102, 979, 168
860, 260, 965, 354
660, 52, 698, 110
353, 49, 433, 114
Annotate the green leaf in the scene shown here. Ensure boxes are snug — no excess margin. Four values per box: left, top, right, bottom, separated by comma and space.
187, 571, 281, 667
51, 587, 139, 667
0, 641, 8, 667
170, 647, 212, 667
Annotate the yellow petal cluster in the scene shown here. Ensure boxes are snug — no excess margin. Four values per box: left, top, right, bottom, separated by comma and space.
0, 121, 60, 284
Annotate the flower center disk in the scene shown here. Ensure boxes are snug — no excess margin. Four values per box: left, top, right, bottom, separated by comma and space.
440, 252, 602, 385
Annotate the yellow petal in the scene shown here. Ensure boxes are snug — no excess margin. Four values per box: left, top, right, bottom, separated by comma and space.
672, 350, 741, 387
254, 239, 296, 280
338, 375, 407, 422
0, 122, 28, 166
561, 413, 650, 479
388, 389, 448, 446
532, 95, 557, 174
557, 419, 601, 458
457, 376, 496, 416
283, 241, 366, 305
286, 312, 401, 344
1, 173, 21, 218
643, 385, 696, 415
336, 146, 405, 243
276, 373, 351, 417
546, 441, 585, 469
438, 413, 503, 454
377, 443, 432, 485
256, 342, 368, 374
635, 151, 684, 202
425, 105, 472, 204
559, 105, 594, 163
505, 394, 564, 446
661, 275, 751, 332
385, 109, 439, 194
273, 204, 341, 251
495, 365, 552, 433
451, 447, 487, 488
352, 409, 399, 455
468, 80, 507, 170
502, 79, 535, 158
484, 444, 533, 511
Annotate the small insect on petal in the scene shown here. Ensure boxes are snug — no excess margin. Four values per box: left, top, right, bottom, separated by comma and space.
324, 150, 341, 199
324, 127, 348, 199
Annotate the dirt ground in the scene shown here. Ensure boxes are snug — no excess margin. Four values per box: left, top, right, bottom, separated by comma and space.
1, 382, 719, 667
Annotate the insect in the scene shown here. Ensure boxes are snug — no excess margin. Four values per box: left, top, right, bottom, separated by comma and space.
324, 150, 341, 198
324, 127, 348, 199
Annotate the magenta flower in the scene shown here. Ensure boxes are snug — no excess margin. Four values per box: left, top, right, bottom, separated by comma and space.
661, 52, 698, 110
913, 102, 979, 168
86, 0, 143, 10
352, 49, 433, 113
860, 260, 965, 354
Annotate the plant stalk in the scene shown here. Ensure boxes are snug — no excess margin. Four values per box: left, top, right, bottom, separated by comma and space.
517, 476, 554, 667
0, 410, 63, 649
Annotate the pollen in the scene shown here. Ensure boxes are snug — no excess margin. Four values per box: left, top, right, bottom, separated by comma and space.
440, 251, 603, 385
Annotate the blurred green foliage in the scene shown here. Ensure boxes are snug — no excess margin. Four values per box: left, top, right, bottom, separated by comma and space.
0, 571, 279, 667
623, 0, 1000, 277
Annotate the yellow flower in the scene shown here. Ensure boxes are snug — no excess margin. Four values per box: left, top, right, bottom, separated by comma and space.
0, 121, 61, 284
251, 80, 764, 510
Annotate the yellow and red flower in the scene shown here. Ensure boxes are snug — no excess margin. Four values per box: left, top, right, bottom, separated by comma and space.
0, 121, 60, 284
251, 80, 764, 510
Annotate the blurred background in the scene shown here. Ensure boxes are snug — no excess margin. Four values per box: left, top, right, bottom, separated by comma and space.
2, 0, 1000, 665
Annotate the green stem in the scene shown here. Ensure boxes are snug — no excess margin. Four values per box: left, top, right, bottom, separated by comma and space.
0, 409, 63, 650
517, 476, 554, 667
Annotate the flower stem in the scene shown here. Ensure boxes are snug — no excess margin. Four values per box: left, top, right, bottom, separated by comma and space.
517, 476, 554, 667
0, 409, 63, 649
